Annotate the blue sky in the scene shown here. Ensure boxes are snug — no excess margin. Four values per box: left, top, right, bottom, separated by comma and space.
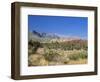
28, 15, 88, 39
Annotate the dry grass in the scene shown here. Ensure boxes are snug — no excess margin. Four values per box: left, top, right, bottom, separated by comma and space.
67, 59, 87, 65
28, 48, 87, 66
28, 54, 48, 66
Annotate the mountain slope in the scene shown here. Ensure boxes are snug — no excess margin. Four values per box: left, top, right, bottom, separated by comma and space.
28, 30, 85, 43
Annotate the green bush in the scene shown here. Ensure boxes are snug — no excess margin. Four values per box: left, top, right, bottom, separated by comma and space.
68, 51, 87, 60
43, 49, 61, 62
79, 52, 87, 59
42, 40, 87, 51
28, 40, 42, 54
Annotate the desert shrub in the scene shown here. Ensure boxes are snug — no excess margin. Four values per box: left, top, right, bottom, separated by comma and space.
43, 49, 70, 64
28, 40, 42, 54
43, 49, 61, 62
69, 54, 79, 60
68, 50, 87, 60
79, 51, 87, 59
28, 49, 33, 55
28, 54, 48, 66
42, 39, 87, 51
